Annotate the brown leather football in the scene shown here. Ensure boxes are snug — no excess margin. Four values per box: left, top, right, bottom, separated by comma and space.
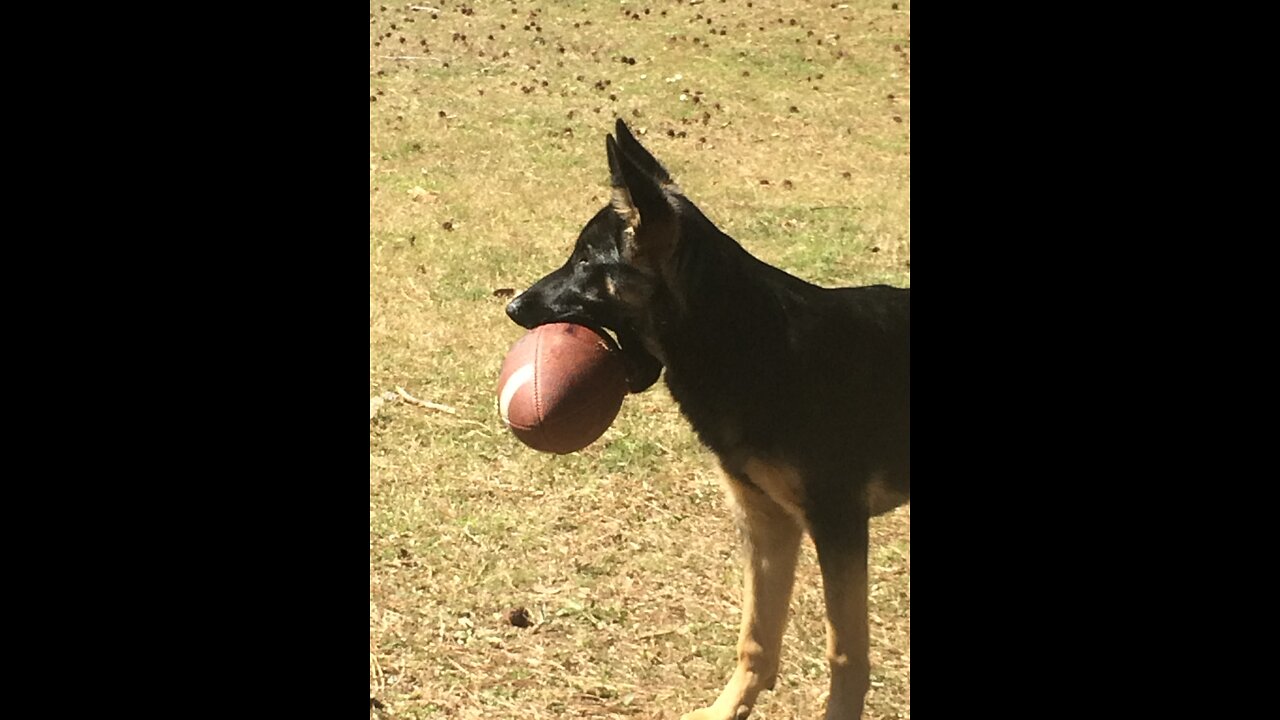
496, 323, 628, 454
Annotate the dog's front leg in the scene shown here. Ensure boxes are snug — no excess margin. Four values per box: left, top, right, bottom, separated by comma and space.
812, 517, 871, 720
683, 475, 803, 720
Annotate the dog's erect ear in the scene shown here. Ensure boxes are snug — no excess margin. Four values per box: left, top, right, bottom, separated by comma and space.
614, 119, 674, 187
605, 134, 636, 218
607, 133, 677, 266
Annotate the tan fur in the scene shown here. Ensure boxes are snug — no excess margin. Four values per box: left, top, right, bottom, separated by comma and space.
684, 459, 893, 719
739, 458, 809, 527
611, 183, 680, 273
620, 225, 642, 265
682, 469, 804, 720
817, 545, 871, 719
610, 187, 645, 267
610, 187, 640, 229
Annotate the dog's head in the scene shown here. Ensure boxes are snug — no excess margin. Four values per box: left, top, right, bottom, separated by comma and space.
506, 119, 683, 393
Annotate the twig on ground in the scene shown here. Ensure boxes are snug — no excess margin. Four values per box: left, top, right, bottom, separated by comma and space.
395, 386, 458, 414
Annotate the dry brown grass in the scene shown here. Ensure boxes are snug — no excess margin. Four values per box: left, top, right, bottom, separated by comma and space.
371, 1, 909, 717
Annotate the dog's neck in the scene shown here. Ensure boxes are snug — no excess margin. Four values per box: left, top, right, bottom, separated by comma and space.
650, 212, 793, 376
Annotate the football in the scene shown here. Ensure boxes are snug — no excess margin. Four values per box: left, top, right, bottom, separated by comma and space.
496, 323, 628, 454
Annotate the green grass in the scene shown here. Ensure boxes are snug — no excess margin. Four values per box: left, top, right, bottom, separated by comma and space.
371, 1, 909, 718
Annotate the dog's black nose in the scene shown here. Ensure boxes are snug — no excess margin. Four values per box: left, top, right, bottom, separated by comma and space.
505, 296, 523, 324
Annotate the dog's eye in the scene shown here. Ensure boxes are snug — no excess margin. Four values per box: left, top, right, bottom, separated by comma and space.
576, 256, 588, 266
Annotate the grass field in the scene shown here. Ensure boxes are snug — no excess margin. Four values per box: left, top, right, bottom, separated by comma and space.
370, 1, 909, 717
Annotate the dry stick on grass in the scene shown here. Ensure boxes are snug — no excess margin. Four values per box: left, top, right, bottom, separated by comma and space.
636, 627, 682, 641
372, 388, 490, 430
398, 289, 428, 310
444, 656, 469, 676
377, 55, 446, 63
369, 649, 386, 702
395, 386, 457, 414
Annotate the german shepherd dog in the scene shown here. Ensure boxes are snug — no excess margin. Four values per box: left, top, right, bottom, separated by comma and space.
506, 119, 909, 720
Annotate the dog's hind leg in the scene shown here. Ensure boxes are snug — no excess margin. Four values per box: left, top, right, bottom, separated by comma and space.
682, 471, 803, 720
811, 513, 872, 720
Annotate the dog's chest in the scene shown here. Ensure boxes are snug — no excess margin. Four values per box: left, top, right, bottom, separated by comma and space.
662, 366, 760, 457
